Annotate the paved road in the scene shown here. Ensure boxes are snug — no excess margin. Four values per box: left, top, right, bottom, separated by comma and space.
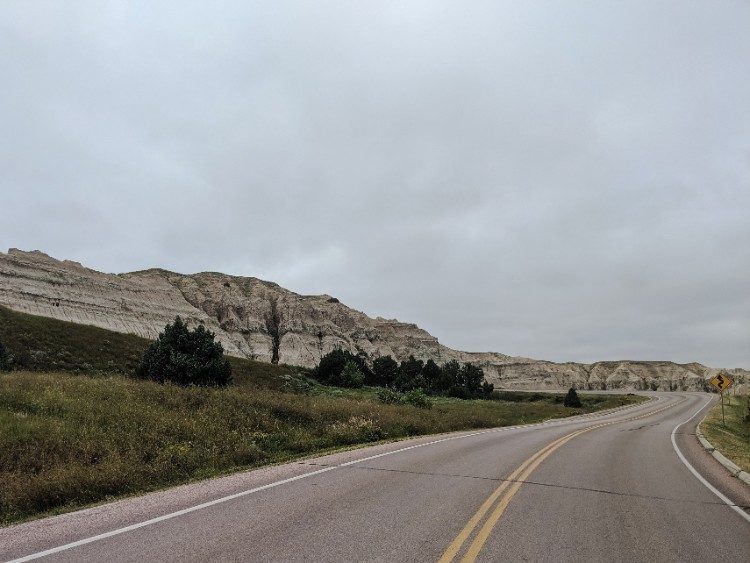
2, 393, 748, 562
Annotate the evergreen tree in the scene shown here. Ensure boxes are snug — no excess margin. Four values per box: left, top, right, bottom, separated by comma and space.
481, 380, 495, 398
373, 355, 399, 387
564, 387, 582, 408
434, 359, 461, 395
421, 359, 441, 391
395, 356, 426, 391
311, 349, 372, 386
332, 361, 365, 388
311, 349, 350, 383
136, 317, 231, 386
460, 363, 485, 397
352, 351, 375, 383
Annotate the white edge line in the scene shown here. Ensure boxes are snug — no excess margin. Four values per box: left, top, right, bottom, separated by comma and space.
670, 395, 750, 524
7, 396, 656, 562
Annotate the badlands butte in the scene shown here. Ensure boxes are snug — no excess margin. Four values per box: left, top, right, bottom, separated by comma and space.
1, 248, 747, 392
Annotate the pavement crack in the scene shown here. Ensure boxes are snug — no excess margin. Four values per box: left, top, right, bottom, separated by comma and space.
297, 461, 750, 511
620, 422, 661, 432
298, 461, 502, 483
516, 478, 750, 510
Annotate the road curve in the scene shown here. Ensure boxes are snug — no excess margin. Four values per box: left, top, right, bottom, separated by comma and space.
2, 393, 748, 562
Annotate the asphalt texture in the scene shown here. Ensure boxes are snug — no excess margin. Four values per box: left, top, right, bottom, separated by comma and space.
1, 392, 748, 562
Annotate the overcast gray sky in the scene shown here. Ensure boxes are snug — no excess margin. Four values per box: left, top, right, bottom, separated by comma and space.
2, 1, 749, 367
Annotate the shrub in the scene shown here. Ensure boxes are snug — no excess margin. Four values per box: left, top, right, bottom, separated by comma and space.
373, 355, 399, 387
422, 359, 441, 389
432, 359, 460, 394
0, 339, 11, 371
376, 387, 432, 409
313, 350, 493, 399
564, 387, 582, 408
310, 349, 348, 383
311, 349, 372, 386
481, 380, 494, 398
394, 355, 426, 391
403, 389, 432, 409
460, 363, 485, 397
332, 361, 365, 388
136, 317, 232, 386
377, 387, 403, 404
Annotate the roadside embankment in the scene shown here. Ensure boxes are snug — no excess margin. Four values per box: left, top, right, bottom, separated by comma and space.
697, 394, 750, 483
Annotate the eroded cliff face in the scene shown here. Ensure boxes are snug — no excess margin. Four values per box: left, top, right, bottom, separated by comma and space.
1, 249, 747, 392
0, 249, 485, 368
493, 360, 746, 392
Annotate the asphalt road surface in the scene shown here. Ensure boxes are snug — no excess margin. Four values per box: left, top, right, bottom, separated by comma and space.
2, 392, 748, 562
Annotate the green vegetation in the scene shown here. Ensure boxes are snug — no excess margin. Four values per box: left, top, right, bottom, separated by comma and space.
0, 305, 307, 392
373, 355, 399, 386
700, 394, 750, 473
377, 387, 433, 409
313, 350, 493, 398
310, 349, 371, 387
0, 371, 641, 525
338, 361, 365, 388
0, 339, 11, 372
564, 387, 582, 408
136, 317, 231, 386
0, 305, 149, 374
377, 386, 404, 404
0, 305, 645, 525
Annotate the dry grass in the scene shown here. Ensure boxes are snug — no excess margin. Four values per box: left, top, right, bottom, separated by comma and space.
0, 371, 642, 525
0, 304, 644, 525
701, 394, 750, 472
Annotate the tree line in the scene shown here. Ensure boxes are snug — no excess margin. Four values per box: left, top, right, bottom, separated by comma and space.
310, 349, 495, 399
1, 315, 495, 399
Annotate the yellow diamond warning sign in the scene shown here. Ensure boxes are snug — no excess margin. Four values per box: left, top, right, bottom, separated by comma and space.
709, 373, 733, 391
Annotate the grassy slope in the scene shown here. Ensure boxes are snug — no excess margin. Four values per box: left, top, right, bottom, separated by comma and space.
0, 304, 149, 374
0, 304, 644, 525
700, 394, 750, 472
0, 305, 306, 391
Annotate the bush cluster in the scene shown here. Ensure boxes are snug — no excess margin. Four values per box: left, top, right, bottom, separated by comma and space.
377, 387, 433, 409
312, 350, 494, 399
374, 355, 492, 398
136, 317, 231, 386
309, 349, 371, 388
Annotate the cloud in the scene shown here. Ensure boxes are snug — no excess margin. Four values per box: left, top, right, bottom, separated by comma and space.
1, 1, 749, 367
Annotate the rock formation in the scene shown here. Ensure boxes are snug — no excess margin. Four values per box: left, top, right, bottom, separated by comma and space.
1, 248, 747, 392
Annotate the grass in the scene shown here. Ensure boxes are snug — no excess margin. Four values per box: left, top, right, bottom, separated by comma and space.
0, 304, 645, 525
700, 394, 750, 472
0, 305, 308, 391
0, 304, 149, 374
0, 371, 643, 526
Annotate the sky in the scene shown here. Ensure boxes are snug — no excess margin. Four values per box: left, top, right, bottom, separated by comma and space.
1, 1, 749, 367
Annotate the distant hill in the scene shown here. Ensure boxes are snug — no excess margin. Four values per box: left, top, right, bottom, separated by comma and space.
1, 248, 747, 392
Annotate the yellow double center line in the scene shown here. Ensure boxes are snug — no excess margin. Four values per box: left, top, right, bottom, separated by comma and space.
438, 397, 683, 562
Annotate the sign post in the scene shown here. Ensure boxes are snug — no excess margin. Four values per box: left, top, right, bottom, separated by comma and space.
709, 373, 734, 425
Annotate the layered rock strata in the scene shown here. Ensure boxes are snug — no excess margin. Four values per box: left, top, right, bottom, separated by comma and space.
1, 249, 746, 392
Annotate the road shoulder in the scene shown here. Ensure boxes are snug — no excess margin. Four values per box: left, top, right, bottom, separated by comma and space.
673, 395, 750, 518
695, 414, 750, 486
